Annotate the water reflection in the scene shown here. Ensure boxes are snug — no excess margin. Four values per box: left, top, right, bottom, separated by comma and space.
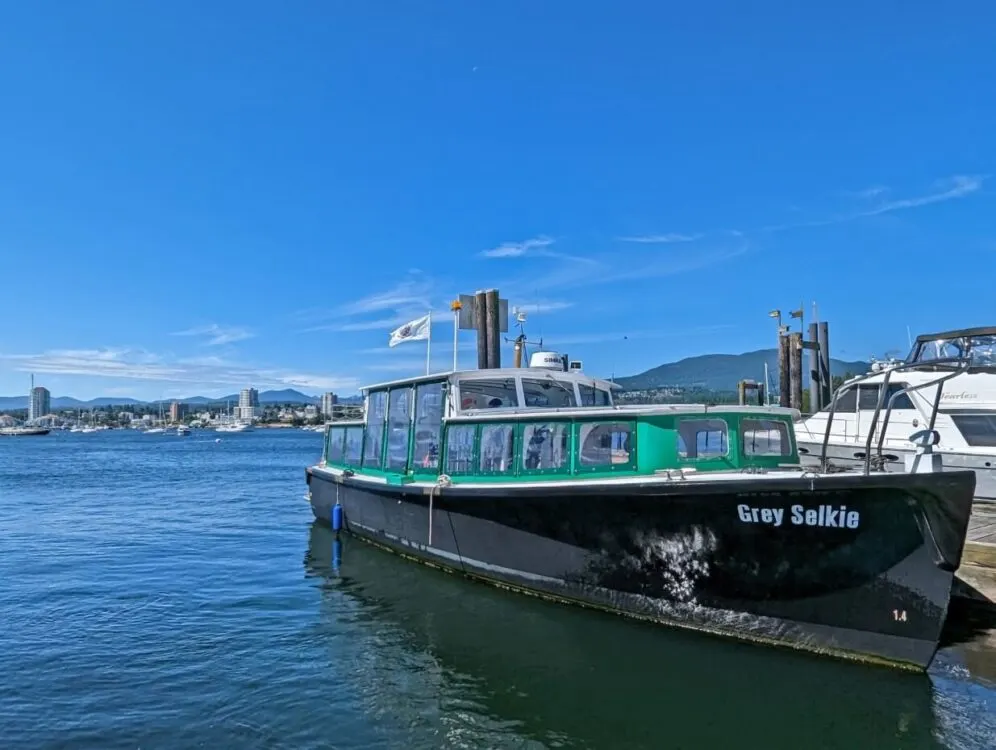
305, 523, 995, 750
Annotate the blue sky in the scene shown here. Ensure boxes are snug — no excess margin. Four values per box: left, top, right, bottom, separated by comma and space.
1, 1, 994, 400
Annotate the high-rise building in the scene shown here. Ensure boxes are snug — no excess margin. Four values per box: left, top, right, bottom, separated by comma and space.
28, 386, 50, 422
169, 401, 187, 422
320, 392, 338, 417
236, 387, 260, 422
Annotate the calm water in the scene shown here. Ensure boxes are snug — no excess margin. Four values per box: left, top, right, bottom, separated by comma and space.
2, 429, 995, 750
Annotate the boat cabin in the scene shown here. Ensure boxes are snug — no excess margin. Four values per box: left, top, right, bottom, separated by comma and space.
795, 326, 996, 452
322, 367, 801, 484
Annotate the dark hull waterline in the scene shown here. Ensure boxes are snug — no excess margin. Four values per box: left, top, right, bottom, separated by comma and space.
305, 467, 975, 671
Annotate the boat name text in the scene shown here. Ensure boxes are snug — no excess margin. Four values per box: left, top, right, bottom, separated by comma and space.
737, 503, 860, 529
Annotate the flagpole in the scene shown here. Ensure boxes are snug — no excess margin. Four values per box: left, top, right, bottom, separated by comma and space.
425, 310, 432, 375
452, 305, 459, 372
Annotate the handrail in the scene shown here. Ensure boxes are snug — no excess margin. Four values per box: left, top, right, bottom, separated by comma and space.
873, 362, 970, 463
818, 356, 967, 473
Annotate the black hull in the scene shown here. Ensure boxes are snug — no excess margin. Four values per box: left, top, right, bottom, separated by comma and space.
305, 468, 976, 671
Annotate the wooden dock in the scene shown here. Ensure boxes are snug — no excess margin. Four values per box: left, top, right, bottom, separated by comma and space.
955, 504, 996, 604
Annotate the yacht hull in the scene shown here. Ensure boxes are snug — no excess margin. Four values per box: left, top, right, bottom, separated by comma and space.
796, 440, 996, 505
305, 466, 975, 671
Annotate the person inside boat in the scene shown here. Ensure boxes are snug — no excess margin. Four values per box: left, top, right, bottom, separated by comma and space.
524, 425, 551, 469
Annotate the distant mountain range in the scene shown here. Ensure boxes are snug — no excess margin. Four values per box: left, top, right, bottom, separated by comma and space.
0, 388, 364, 411
614, 349, 871, 392
0, 349, 872, 410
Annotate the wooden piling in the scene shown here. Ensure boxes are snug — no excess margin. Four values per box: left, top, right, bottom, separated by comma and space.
818, 321, 832, 405
778, 334, 791, 407
475, 290, 488, 369
808, 322, 821, 413
789, 332, 803, 411
485, 288, 501, 369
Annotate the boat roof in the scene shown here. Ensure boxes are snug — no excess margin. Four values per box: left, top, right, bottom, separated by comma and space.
450, 402, 800, 421
360, 367, 622, 394
913, 326, 996, 343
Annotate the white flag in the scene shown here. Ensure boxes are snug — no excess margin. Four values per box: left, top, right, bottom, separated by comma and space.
388, 314, 431, 347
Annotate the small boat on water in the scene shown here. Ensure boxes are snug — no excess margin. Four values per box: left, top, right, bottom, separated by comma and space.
305, 354, 975, 672
0, 426, 51, 436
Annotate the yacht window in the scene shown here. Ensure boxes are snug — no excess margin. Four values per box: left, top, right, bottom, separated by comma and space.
950, 414, 996, 447
385, 387, 412, 471
327, 427, 345, 463
741, 419, 791, 457
522, 378, 577, 408
459, 378, 519, 410
344, 426, 363, 465
579, 384, 612, 406
479, 424, 515, 472
885, 383, 915, 410
362, 391, 387, 468
578, 422, 633, 467
677, 419, 728, 459
445, 424, 476, 473
823, 386, 857, 413
856, 384, 915, 411
522, 422, 569, 471
909, 334, 996, 368
412, 382, 443, 471
858, 385, 880, 411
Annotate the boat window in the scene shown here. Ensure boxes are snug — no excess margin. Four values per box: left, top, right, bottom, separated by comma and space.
326, 427, 345, 463
857, 384, 915, 411
950, 414, 996, 447
578, 384, 612, 406
909, 334, 996, 367
459, 378, 519, 410
522, 422, 569, 471
578, 422, 633, 467
412, 382, 443, 471
885, 383, 915, 410
480, 424, 515, 472
445, 424, 476, 473
823, 386, 857, 413
858, 385, 880, 411
385, 387, 412, 472
522, 378, 577, 408
677, 419, 728, 459
362, 390, 387, 468
344, 426, 363, 465
741, 419, 791, 457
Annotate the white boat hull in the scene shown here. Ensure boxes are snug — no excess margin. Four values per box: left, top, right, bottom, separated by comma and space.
796, 440, 996, 504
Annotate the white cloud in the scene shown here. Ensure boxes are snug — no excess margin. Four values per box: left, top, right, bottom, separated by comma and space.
616, 233, 703, 244
0, 348, 357, 395
480, 235, 555, 258
761, 174, 987, 233
171, 323, 254, 346
522, 241, 750, 293
854, 174, 985, 218
298, 274, 443, 334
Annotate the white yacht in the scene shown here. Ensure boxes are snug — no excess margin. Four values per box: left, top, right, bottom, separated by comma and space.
795, 326, 996, 503
216, 421, 253, 433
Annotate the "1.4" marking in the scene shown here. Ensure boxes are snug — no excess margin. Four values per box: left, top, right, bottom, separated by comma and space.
892, 609, 908, 622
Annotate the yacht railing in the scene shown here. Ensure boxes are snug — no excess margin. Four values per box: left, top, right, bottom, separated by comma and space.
818, 356, 971, 474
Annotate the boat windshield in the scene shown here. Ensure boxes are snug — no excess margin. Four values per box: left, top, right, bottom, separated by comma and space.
907, 333, 996, 368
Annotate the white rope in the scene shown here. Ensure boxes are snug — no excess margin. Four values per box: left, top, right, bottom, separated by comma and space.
428, 474, 452, 546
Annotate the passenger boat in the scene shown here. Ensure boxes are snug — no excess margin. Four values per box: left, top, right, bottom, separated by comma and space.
304, 354, 975, 671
